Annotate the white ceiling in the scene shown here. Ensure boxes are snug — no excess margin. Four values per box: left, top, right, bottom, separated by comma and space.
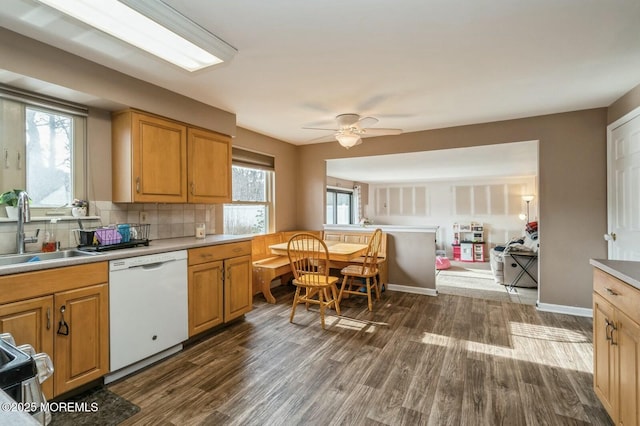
0, 0, 638, 182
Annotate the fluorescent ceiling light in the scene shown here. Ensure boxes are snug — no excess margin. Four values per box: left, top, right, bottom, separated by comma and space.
37, 0, 237, 72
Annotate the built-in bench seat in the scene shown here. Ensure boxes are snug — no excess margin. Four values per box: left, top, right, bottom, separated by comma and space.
252, 230, 321, 303
322, 230, 388, 287
252, 229, 386, 304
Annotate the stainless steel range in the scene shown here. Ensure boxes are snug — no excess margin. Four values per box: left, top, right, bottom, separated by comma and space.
0, 333, 53, 425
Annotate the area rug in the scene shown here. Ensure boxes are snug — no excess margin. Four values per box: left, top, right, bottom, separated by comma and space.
49, 386, 139, 426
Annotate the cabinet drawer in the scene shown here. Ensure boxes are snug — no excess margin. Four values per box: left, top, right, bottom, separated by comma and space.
0, 262, 108, 304
189, 241, 251, 265
594, 268, 640, 325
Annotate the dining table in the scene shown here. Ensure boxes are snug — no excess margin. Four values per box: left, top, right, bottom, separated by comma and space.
268, 240, 368, 262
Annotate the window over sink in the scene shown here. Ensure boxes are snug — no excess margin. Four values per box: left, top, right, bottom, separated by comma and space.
223, 148, 274, 235
0, 85, 87, 210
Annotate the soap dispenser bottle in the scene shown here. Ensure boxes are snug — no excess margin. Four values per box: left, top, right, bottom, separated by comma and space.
42, 219, 58, 252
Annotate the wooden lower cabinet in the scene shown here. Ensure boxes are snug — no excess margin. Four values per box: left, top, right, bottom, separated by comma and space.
188, 242, 252, 337
224, 254, 253, 322
188, 260, 224, 336
0, 262, 109, 398
593, 268, 640, 425
616, 308, 640, 425
593, 292, 617, 419
54, 283, 109, 396
0, 296, 55, 399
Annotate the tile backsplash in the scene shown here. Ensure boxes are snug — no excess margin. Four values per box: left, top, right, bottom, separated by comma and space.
0, 201, 217, 255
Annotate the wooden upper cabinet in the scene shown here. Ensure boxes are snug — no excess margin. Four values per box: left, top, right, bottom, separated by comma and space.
113, 110, 188, 203
188, 127, 232, 204
112, 110, 231, 204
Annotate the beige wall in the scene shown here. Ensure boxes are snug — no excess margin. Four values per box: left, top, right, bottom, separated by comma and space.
0, 28, 235, 137
86, 109, 113, 202
298, 109, 609, 309
608, 82, 640, 124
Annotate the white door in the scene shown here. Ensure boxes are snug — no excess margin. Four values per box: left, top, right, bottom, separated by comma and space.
608, 109, 640, 260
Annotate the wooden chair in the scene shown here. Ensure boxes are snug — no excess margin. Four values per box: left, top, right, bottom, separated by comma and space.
338, 228, 383, 311
287, 233, 341, 329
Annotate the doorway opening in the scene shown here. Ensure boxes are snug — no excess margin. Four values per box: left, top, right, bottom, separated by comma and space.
326, 140, 540, 305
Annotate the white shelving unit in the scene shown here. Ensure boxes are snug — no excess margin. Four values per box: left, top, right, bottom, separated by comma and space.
452, 222, 485, 262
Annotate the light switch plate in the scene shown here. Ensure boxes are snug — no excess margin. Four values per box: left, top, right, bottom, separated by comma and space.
140, 211, 148, 223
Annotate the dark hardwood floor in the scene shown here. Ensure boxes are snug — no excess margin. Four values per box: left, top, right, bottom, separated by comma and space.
109, 285, 612, 426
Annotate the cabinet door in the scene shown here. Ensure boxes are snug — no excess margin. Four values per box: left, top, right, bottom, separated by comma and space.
224, 255, 253, 322
460, 243, 473, 261
188, 261, 224, 337
133, 112, 188, 203
0, 296, 54, 399
54, 283, 109, 396
617, 309, 640, 426
188, 128, 232, 203
593, 292, 617, 422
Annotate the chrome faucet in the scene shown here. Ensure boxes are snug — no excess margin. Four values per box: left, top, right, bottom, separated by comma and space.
16, 191, 39, 254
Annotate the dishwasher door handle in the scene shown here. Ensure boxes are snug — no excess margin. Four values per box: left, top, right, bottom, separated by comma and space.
130, 260, 176, 271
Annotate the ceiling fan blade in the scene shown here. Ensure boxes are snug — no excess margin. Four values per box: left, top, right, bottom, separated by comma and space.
306, 133, 336, 143
302, 126, 339, 131
360, 128, 403, 137
357, 116, 379, 128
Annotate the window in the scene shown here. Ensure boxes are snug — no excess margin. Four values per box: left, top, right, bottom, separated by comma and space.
26, 107, 75, 206
224, 148, 275, 235
1, 86, 87, 209
326, 188, 353, 224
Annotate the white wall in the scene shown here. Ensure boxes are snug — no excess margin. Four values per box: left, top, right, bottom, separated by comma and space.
364, 176, 537, 257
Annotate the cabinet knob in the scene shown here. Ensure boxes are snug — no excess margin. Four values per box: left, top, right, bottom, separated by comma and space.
604, 232, 616, 242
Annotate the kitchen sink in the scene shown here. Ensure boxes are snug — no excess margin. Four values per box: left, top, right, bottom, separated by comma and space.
0, 249, 101, 267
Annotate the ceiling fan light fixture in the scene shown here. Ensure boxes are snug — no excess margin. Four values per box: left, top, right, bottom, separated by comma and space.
336, 132, 361, 149
36, 0, 237, 72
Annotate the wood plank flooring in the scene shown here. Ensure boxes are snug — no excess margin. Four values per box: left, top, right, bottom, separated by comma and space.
109, 285, 612, 426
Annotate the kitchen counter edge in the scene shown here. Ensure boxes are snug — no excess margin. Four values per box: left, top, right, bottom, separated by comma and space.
590, 258, 640, 291
0, 234, 254, 276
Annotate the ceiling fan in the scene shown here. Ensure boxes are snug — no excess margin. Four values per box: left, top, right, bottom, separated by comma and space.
304, 113, 403, 148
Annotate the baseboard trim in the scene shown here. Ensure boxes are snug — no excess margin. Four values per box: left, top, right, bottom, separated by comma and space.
536, 302, 593, 318
387, 283, 438, 297
104, 344, 183, 384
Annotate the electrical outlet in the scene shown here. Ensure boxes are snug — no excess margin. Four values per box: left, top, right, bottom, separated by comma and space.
140, 211, 148, 223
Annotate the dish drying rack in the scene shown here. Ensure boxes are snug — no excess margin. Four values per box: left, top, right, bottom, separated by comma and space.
74, 223, 150, 252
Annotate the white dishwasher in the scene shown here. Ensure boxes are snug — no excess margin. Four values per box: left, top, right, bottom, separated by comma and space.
106, 250, 188, 384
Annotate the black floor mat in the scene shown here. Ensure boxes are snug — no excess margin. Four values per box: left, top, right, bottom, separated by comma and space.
49, 386, 140, 426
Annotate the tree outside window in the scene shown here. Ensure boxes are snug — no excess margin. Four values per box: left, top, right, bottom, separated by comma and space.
26, 107, 73, 206
224, 165, 273, 234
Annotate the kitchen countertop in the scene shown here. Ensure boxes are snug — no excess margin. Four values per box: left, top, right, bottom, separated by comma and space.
590, 258, 640, 291
0, 389, 41, 425
0, 234, 254, 276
